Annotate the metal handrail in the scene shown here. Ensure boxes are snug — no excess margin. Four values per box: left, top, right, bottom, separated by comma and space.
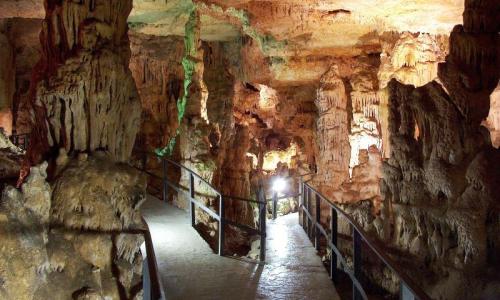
300, 181, 431, 300
162, 157, 222, 197
141, 218, 163, 300
136, 152, 267, 262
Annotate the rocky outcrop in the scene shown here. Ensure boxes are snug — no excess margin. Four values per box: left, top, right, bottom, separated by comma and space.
0, 156, 146, 299
380, 0, 500, 297
31, 0, 141, 163
378, 32, 448, 89
0, 130, 23, 182
484, 83, 500, 147
52, 154, 146, 231
0, 1, 147, 299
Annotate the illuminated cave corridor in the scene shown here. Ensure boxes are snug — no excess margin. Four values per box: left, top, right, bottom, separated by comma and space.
0, 0, 499, 299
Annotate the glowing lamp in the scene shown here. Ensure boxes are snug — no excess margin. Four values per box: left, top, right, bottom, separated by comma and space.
272, 177, 287, 193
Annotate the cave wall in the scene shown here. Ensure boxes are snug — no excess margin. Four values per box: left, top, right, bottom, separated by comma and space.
378, 0, 500, 298
298, 4, 498, 295
0, 18, 42, 135
0, 22, 15, 135
129, 32, 184, 153
1, 1, 147, 299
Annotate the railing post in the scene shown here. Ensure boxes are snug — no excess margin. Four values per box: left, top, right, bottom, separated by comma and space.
272, 191, 278, 220
298, 177, 303, 227
189, 173, 195, 227
307, 187, 312, 240
314, 193, 321, 251
330, 206, 338, 283
304, 185, 310, 237
258, 185, 267, 262
218, 195, 225, 256
302, 184, 307, 232
353, 229, 363, 300
142, 253, 151, 300
400, 282, 416, 300
162, 159, 168, 202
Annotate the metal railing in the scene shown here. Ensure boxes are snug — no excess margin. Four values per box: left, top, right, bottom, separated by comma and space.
299, 181, 431, 300
137, 152, 267, 262
141, 219, 163, 300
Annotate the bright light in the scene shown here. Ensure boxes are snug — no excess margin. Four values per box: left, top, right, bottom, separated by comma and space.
262, 143, 297, 171
258, 85, 278, 109
272, 177, 287, 193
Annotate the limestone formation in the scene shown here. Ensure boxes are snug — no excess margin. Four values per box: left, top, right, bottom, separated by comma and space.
32, 0, 141, 162
0, 156, 146, 299
129, 32, 184, 154
51, 154, 146, 231
379, 1, 500, 297
378, 32, 448, 89
314, 66, 350, 196
2, 1, 147, 299
0, 18, 42, 135
0, 130, 23, 180
484, 83, 500, 147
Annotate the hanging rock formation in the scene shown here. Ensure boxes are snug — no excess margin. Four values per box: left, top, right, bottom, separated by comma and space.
32, 0, 141, 162
2, 0, 499, 298
378, 32, 448, 89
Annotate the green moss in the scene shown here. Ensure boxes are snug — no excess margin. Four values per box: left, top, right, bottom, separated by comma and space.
200, 4, 287, 55
194, 159, 217, 173
156, 7, 197, 158
128, 0, 195, 24
127, 22, 148, 30
270, 56, 286, 65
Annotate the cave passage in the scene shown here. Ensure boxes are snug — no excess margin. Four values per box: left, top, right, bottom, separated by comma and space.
0, 0, 499, 299
141, 196, 340, 299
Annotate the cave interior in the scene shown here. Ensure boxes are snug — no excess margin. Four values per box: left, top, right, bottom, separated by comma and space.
0, 0, 499, 299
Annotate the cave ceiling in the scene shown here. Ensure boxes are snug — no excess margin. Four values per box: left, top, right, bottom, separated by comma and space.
0, 0, 465, 85
0, 0, 465, 45
129, 0, 464, 53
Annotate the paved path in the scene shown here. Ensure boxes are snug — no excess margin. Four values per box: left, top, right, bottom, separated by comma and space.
141, 196, 340, 300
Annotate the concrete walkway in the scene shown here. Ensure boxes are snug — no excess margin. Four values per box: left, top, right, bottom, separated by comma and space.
141, 196, 340, 300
